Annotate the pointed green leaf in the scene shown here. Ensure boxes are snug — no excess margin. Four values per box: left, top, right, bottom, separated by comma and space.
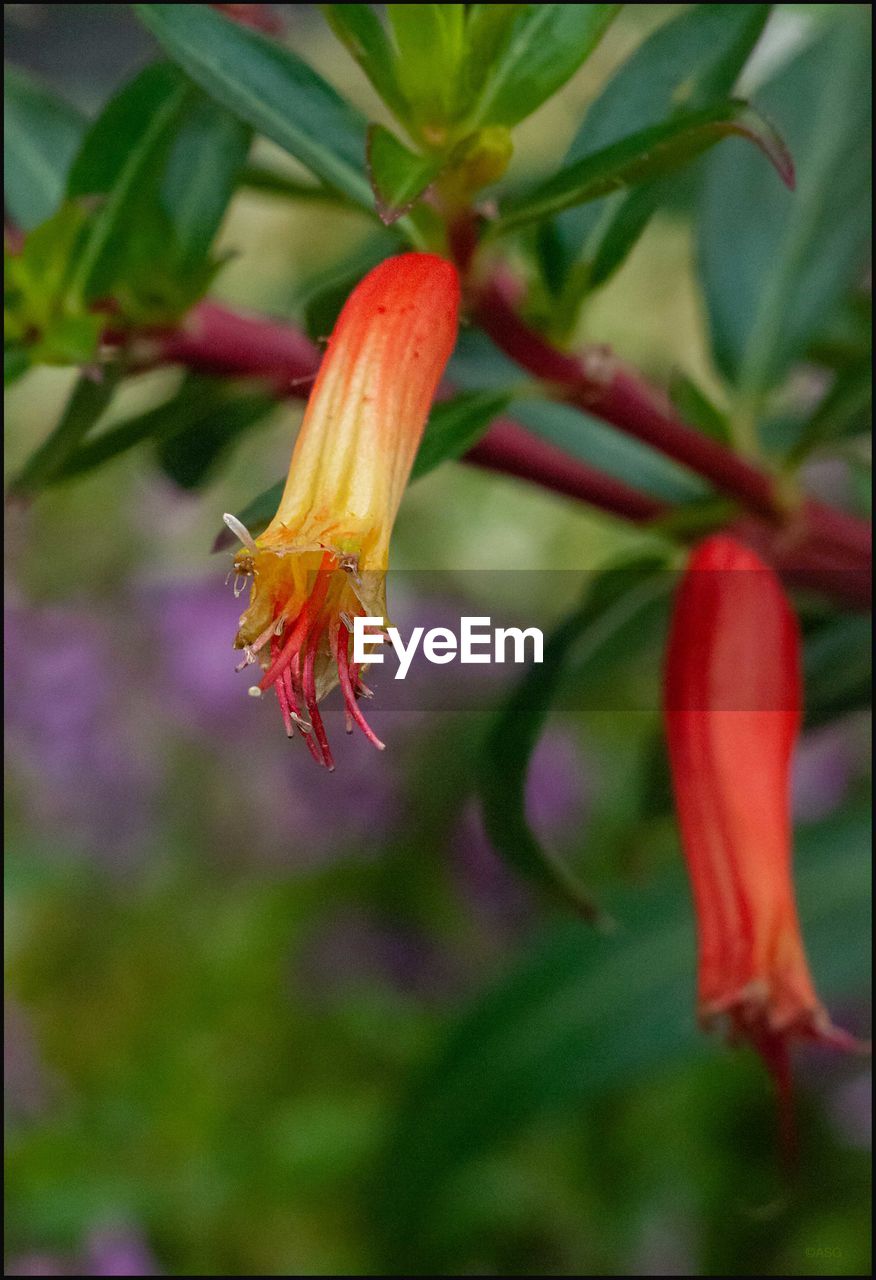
699, 14, 872, 396
4, 65, 88, 231
161, 95, 251, 268
410, 390, 510, 479
498, 99, 793, 232
386, 4, 466, 131
478, 556, 672, 916
373, 802, 871, 1269
467, 4, 621, 129
320, 4, 409, 121
552, 4, 771, 291
135, 3, 373, 209
67, 63, 190, 303
366, 125, 444, 223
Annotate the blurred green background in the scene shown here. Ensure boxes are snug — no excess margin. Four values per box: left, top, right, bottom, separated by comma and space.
5, 5, 871, 1276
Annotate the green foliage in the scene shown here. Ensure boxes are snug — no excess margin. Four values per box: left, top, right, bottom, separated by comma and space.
366, 124, 445, 224
550, 4, 770, 304
479, 555, 672, 914
9, 366, 122, 495
699, 14, 872, 405
320, 3, 410, 123
4, 65, 87, 230
4, 202, 104, 367
498, 99, 793, 232
135, 3, 374, 208
464, 4, 621, 130
374, 802, 871, 1270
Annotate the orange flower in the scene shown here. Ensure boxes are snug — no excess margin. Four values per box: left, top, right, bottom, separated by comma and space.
225, 253, 460, 768
663, 535, 857, 1089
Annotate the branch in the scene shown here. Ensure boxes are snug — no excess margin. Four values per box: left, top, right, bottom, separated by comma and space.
146, 301, 667, 526
467, 417, 667, 523
471, 268, 871, 607
472, 268, 781, 517
141, 300, 868, 608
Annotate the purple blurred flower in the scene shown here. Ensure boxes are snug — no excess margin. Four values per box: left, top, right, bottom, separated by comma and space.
6, 1228, 160, 1279
828, 1069, 872, 1151
792, 724, 855, 822
85, 1227, 160, 1276
5, 1253, 73, 1276
144, 578, 250, 731
4, 604, 158, 863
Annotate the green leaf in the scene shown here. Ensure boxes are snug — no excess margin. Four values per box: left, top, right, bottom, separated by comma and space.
135, 3, 374, 209
320, 4, 409, 122
698, 15, 872, 398
803, 613, 872, 729
552, 4, 771, 291
155, 385, 274, 489
457, 5, 525, 118
479, 556, 672, 916
53, 375, 270, 484
510, 398, 711, 504
4, 65, 88, 231
386, 4, 466, 132
67, 63, 190, 304
498, 99, 793, 233
410, 390, 510, 480
466, 4, 621, 130
161, 94, 252, 269
4, 346, 30, 386
5, 201, 104, 366
9, 366, 122, 495
374, 802, 871, 1269
668, 371, 731, 444
366, 125, 444, 224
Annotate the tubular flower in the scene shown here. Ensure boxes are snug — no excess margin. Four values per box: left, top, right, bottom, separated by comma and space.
226, 253, 460, 768
664, 535, 857, 1084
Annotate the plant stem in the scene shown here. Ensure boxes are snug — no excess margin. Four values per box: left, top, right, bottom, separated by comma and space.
132, 299, 871, 609
472, 267, 782, 519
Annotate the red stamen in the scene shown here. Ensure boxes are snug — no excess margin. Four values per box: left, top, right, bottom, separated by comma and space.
334, 622, 385, 750
271, 636, 295, 737
302, 623, 335, 770
285, 656, 324, 766
260, 555, 333, 691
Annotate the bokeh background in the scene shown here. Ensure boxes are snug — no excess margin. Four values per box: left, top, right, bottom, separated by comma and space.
5, 5, 871, 1276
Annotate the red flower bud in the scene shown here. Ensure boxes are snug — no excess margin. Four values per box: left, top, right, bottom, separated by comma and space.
664, 535, 858, 1091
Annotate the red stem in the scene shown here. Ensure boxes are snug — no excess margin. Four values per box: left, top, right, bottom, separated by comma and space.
473, 268, 780, 518
150, 300, 869, 608
468, 418, 667, 523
